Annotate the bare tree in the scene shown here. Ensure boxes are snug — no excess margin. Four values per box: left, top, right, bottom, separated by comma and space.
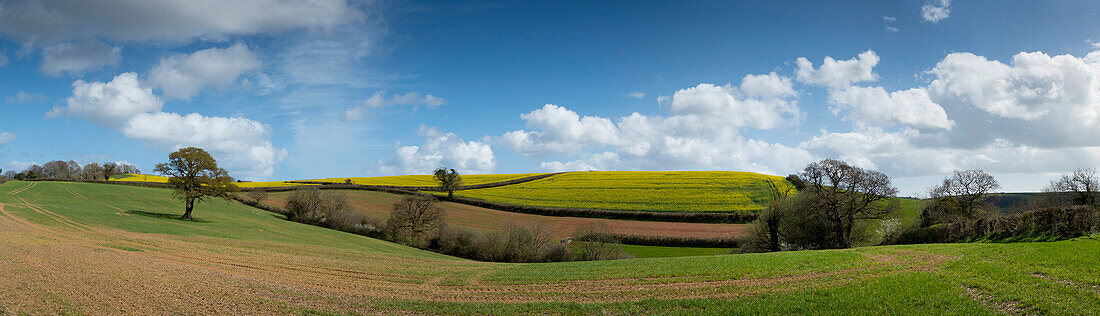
387, 195, 445, 247
1045, 168, 1099, 206
434, 167, 463, 198
798, 159, 899, 249
42, 160, 68, 179
81, 163, 104, 181
929, 169, 1000, 217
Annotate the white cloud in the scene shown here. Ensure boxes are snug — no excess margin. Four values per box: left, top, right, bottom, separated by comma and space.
921, 0, 952, 23
0, 0, 362, 43
342, 91, 447, 121
40, 39, 121, 76
886, 26, 899, 33
148, 43, 262, 101
122, 112, 287, 179
624, 91, 646, 99
380, 126, 496, 175
795, 50, 880, 88
828, 86, 954, 130
5, 92, 48, 104
0, 132, 14, 146
494, 73, 809, 175
883, 16, 897, 22
49, 71, 286, 179
48, 72, 163, 128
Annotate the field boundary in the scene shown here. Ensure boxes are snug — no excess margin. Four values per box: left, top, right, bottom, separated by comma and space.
283, 172, 565, 191
576, 232, 741, 248
26, 178, 760, 223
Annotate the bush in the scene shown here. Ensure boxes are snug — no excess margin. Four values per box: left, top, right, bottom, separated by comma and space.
890, 205, 1100, 244
286, 189, 383, 237
570, 223, 632, 261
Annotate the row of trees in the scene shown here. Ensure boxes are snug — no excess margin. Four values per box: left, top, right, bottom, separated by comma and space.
746, 159, 1099, 252
0, 161, 140, 181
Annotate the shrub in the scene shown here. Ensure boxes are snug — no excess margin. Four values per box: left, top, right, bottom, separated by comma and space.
570, 223, 631, 261
890, 205, 1099, 244
387, 195, 445, 248
286, 189, 383, 237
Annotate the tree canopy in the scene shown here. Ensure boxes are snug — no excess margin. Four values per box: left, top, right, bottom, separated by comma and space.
153, 147, 237, 221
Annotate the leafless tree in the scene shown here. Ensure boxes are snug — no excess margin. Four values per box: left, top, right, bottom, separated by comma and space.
929, 169, 1000, 217
387, 195, 445, 247
1044, 168, 1099, 206
81, 163, 104, 181
798, 159, 899, 248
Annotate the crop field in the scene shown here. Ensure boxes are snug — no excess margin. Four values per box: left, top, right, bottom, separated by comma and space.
109, 173, 315, 188
451, 171, 796, 213
265, 189, 749, 240
1, 180, 1098, 314
307, 173, 547, 186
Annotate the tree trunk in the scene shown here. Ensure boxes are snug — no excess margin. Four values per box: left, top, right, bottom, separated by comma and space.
181, 198, 194, 221
448, 190, 454, 198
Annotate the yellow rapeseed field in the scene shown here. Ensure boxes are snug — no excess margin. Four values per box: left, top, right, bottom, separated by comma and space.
452, 171, 795, 213
308, 173, 547, 186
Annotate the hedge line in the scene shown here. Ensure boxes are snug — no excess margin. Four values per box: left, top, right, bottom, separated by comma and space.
283, 172, 564, 191
576, 232, 740, 248
892, 205, 1099, 244
31, 178, 758, 224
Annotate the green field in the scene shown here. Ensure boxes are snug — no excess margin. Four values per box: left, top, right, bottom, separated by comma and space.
619, 244, 735, 258
451, 171, 796, 213
1, 180, 1098, 314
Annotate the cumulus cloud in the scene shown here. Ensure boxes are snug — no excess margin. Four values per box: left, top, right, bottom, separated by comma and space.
795, 50, 880, 88
624, 91, 646, 99
123, 112, 287, 179
5, 92, 48, 104
40, 39, 121, 76
48, 72, 163, 128
0, 132, 13, 146
342, 91, 447, 121
49, 71, 286, 179
495, 72, 809, 175
148, 43, 262, 101
380, 126, 495, 175
828, 86, 954, 130
0, 0, 362, 43
921, 0, 952, 23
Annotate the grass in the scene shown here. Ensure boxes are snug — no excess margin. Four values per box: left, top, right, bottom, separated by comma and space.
451, 171, 796, 213
265, 189, 749, 240
619, 244, 734, 258
1, 180, 1098, 314
109, 173, 315, 188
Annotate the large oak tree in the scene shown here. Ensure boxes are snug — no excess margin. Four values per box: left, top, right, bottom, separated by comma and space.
154, 147, 238, 221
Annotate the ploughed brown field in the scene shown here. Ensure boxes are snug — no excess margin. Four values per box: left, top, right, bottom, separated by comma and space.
264, 189, 750, 239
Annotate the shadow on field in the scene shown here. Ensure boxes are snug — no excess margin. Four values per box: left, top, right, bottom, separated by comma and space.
129, 210, 211, 223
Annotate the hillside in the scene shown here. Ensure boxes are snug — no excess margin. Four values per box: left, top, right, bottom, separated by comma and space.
264, 189, 750, 239
450, 171, 795, 213
2, 180, 1099, 314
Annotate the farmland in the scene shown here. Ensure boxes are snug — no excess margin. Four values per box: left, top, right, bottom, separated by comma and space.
264, 189, 749, 239
450, 171, 795, 213
109, 173, 315, 188
307, 173, 548, 186
1, 180, 1099, 314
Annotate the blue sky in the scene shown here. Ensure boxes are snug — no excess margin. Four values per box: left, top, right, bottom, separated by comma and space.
2, 0, 1100, 195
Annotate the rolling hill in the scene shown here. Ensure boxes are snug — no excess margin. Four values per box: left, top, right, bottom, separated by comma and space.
449, 171, 795, 213
1, 180, 1098, 314
264, 189, 750, 239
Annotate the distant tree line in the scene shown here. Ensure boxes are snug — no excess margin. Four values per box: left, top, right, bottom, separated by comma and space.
0, 160, 140, 181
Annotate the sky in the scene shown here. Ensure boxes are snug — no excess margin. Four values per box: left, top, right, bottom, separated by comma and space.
1, 0, 1100, 196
